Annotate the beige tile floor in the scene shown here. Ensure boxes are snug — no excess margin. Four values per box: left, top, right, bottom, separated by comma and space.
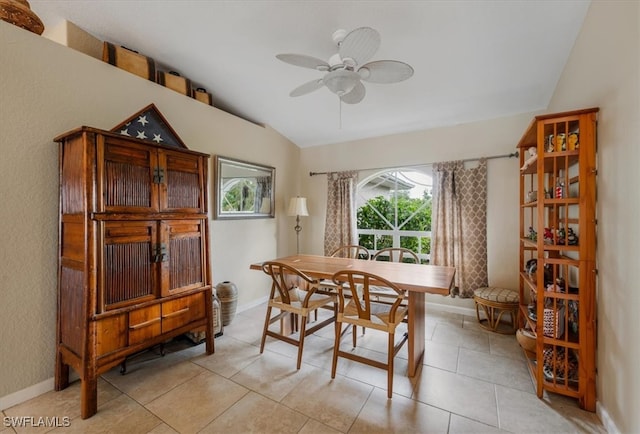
2, 304, 606, 433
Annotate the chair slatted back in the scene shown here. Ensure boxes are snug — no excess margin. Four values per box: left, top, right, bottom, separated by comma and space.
262, 261, 318, 307
330, 245, 370, 260
372, 247, 419, 264
332, 270, 406, 324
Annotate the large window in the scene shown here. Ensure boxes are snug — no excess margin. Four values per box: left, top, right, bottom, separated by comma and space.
357, 168, 432, 263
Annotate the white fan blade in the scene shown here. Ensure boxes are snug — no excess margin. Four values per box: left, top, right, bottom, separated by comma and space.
339, 27, 380, 66
290, 79, 324, 97
276, 54, 330, 71
358, 60, 414, 84
340, 81, 366, 104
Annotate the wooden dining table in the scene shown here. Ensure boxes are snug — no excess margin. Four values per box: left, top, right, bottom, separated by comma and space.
250, 254, 456, 377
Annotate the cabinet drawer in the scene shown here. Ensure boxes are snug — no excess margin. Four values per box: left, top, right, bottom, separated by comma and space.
162, 292, 205, 333
96, 314, 127, 356
129, 305, 161, 345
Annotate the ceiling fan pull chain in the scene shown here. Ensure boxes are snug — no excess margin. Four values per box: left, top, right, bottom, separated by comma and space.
339, 98, 342, 129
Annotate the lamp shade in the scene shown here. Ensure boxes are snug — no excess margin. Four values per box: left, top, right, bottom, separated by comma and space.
323, 69, 360, 96
288, 197, 309, 217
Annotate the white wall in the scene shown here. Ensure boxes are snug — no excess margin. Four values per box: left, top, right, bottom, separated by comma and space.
300, 113, 532, 308
547, 2, 639, 433
0, 21, 298, 400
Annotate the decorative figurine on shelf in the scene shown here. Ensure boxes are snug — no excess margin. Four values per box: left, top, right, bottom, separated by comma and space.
543, 227, 554, 244
528, 301, 537, 321
557, 227, 566, 245
546, 135, 555, 153
526, 258, 537, 282
525, 258, 553, 285
567, 228, 579, 245
520, 147, 538, 172
544, 189, 552, 199
555, 179, 565, 198
547, 276, 566, 293
556, 133, 566, 151
528, 227, 537, 241
568, 132, 579, 150
568, 300, 579, 334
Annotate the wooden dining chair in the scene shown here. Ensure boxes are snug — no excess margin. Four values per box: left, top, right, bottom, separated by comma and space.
260, 261, 337, 369
319, 245, 371, 292
329, 244, 371, 260
331, 269, 409, 398
372, 247, 420, 264
370, 247, 420, 303
318, 244, 371, 337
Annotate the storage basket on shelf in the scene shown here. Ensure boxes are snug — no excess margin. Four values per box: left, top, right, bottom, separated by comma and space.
543, 305, 565, 338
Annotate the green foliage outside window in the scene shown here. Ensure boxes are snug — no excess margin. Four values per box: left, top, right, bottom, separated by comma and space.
357, 194, 432, 254
222, 179, 256, 212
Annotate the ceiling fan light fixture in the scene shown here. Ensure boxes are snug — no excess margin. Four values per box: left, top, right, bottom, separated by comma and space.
277, 27, 413, 106
323, 69, 360, 96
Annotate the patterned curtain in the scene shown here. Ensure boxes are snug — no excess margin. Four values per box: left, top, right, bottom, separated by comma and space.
431, 159, 488, 298
254, 176, 271, 213
324, 171, 358, 255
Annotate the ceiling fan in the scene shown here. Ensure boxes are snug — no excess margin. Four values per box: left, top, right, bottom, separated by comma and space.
276, 27, 414, 104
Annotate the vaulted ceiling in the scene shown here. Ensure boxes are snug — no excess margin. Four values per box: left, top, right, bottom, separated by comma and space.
30, 1, 591, 148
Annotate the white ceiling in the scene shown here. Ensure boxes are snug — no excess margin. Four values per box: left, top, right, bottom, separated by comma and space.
29, 1, 591, 148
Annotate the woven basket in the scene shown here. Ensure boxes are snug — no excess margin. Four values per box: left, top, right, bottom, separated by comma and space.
516, 328, 536, 358
0, 0, 44, 35
543, 305, 565, 338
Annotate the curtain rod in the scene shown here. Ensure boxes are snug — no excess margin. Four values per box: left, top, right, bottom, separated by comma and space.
308, 151, 519, 176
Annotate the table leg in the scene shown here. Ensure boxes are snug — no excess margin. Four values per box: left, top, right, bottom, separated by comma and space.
407, 291, 425, 377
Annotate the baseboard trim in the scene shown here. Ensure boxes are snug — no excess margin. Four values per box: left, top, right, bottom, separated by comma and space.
0, 378, 54, 412
596, 401, 620, 434
237, 295, 269, 313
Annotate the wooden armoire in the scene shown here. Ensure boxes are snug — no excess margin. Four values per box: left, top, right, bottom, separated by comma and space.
54, 126, 214, 419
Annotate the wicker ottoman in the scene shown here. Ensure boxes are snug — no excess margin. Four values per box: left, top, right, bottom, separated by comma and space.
473, 287, 518, 334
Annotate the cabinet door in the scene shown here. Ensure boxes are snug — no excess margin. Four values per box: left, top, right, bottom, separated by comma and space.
98, 137, 160, 213
158, 150, 207, 213
160, 219, 207, 297
100, 221, 159, 312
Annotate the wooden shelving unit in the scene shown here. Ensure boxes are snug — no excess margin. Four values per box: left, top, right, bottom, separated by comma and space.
516, 108, 598, 411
